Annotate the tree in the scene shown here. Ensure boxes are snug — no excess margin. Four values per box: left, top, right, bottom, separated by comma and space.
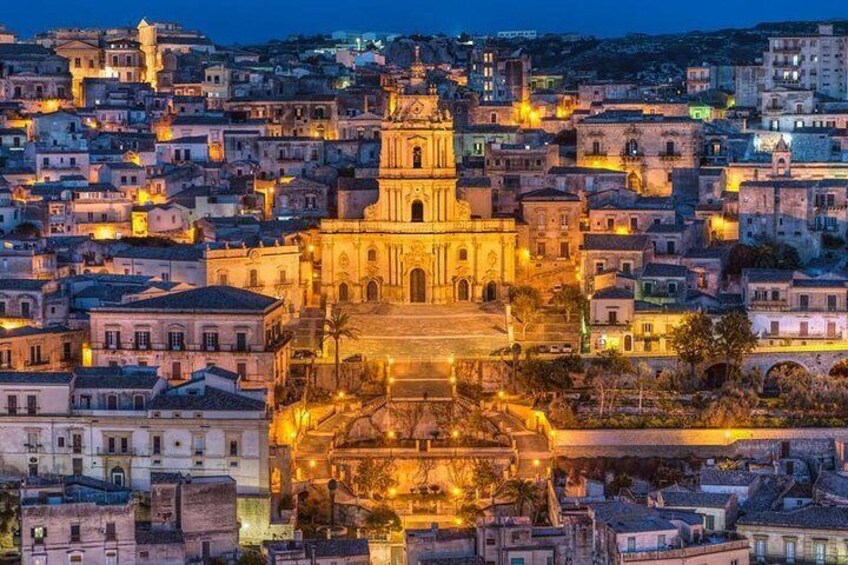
457, 502, 483, 527
237, 549, 266, 565
552, 285, 588, 324
588, 350, 632, 416
322, 310, 359, 390
547, 396, 577, 427
714, 311, 758, 380
364, 505, 401, 533
351, 458, 397, 498
510, 286, 543, 340
500, 479, 542, 517
630, 361, 654, 414
470, 458, 501, 497
668, 311, 715, 379
607, 473, 633, 496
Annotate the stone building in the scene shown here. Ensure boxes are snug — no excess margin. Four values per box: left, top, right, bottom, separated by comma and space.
742, 269, 848, 345
737, 505, 848, 565
576, 110, 702, 196
320, 90, 516, 304
149, 473, 238, 562
111, 242, 304, 311
762, 24, 848, 101
89, 285, 292, 386
738, 178, 848, 262
0, 366, 272, 499
20, 475, 137, 565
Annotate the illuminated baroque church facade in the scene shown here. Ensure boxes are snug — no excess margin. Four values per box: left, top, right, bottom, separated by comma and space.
320, 91, 517, 304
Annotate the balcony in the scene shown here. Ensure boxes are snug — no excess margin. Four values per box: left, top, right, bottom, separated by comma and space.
620, 151, 645, 163
749, 298, 789, 311
96, 447, 138, 456
25, 358, 50, 367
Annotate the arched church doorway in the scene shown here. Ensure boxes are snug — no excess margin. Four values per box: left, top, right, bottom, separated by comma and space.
366, 280, 379, 301
457, 279, 470, 301
410, 269, 426, 303
484, 281, 497, 302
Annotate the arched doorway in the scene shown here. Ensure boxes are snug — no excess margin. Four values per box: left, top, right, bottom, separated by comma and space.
338, 282, 349, 302
366, 280, 379, 302
623, 335, 633, 352
484, 281, 497, 302
411, 200, 424, 222
110, 466, 126, 487
409, 269, 426, 303
457, 279, 469, 301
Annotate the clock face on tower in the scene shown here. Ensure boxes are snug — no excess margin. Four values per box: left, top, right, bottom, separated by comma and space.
411, 102, 423, 115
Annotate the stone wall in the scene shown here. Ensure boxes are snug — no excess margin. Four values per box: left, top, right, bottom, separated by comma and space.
553, 427, 846, 459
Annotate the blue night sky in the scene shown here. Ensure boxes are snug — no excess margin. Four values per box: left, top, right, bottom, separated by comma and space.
3, 0, 847, 44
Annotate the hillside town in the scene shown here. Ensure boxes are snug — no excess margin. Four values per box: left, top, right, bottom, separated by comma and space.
1, 15, 848, 565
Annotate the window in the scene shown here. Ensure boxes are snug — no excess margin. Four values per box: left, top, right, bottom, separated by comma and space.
412, 146, 423, 168
29, 345, 42, 365
815, 541, 826, 565
367, 249, 377, 262
627, 537, 636, 552
7, 395, 17, 416
705, 514, 715, 530
33, 526, 45, 544
193, 435, 205, 456
625, 139, 639, 156
411, 200, 424, 222
785, 540, 796, 563
608, 311, 618, 324
152, 435, 162, 455
203, 331, 219, 351
458, 248, 468, 261
828, 294, 837, 312
236, 362, 247, 378
171, 361, 182, 380
70, 524, 80, 543
105, 329, 121, 350
668, 282, 678, 294
657, 534, 666, 547
799, 294, 809, 310
105, 522, 116, 541
229, 439, 239, 457
107, 395, 118, 410
26, 395, 37, 415
168, 331, 185, 351
133, 395, 145, 410
665, 140, 676, 155
248, 269, 259, 287
134, 330, 150, 350
236, 332, 248, 352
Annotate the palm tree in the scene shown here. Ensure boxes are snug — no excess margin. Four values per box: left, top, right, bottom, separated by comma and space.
501, 478, 542, 517
322, 311, 359, 390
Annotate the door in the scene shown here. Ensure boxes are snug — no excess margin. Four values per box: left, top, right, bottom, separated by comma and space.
457, 279, 469, 301
366, 280, 379, 301
484, 281, 497, 301
410, 269, 426, 303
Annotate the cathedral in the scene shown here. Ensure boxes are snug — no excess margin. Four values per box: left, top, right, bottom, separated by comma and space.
319, 91, 517, 304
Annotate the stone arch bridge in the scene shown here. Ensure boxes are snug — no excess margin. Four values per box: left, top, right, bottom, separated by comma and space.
632, 345, 848, 378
